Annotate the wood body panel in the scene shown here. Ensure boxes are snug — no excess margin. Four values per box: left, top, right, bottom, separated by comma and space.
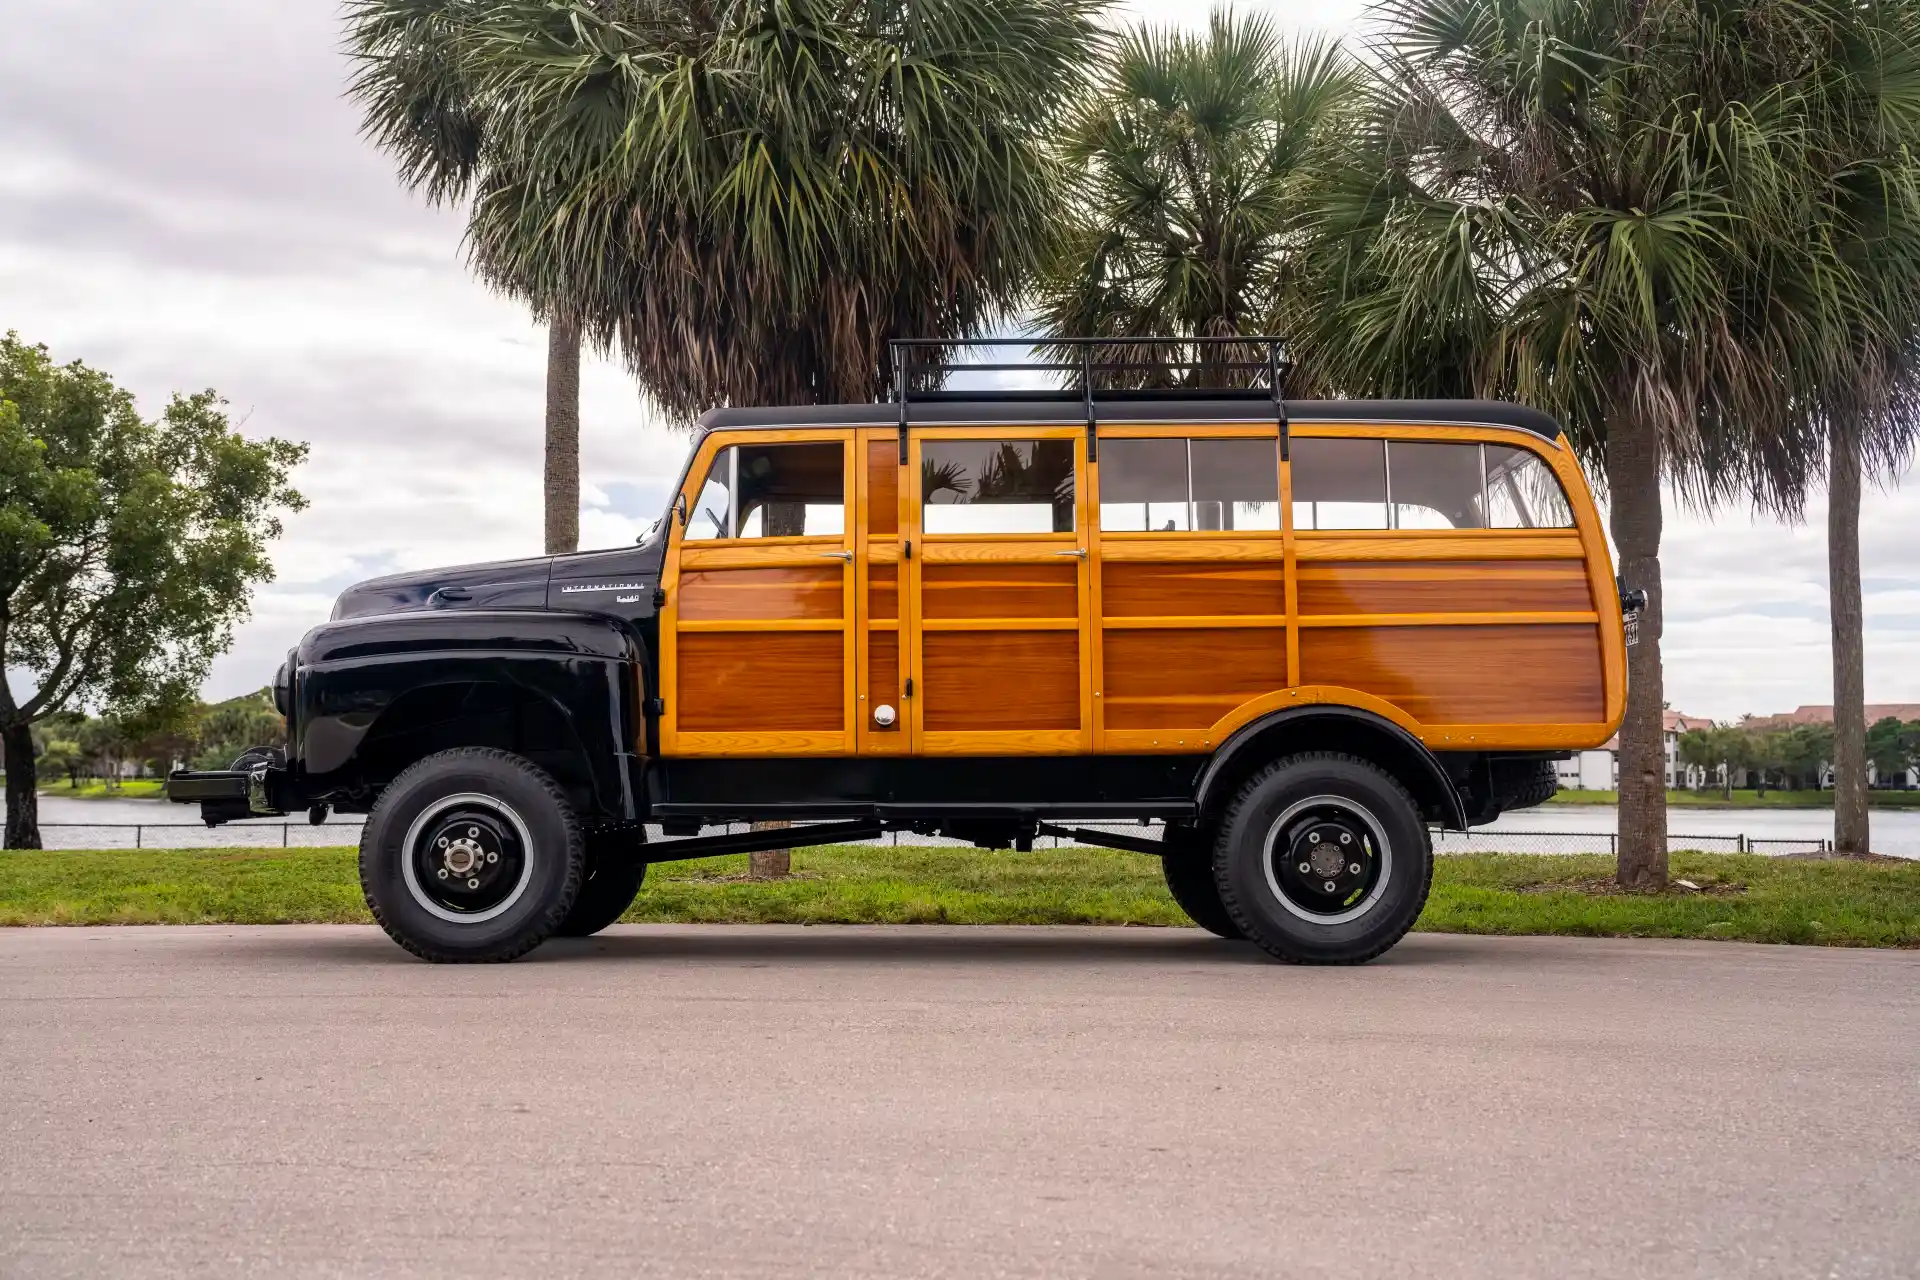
921, 632, 1081, 731
867, 563, 898, 621
866, 438, 899, 537
1101, 629, 1287, 730
1102, 562, 1284, 617
1297, 624, 1605, 725
921, 563, 1078, 620
677, 632, 845, 732
1296, 560, 1593, 616
677, 566, 844, 621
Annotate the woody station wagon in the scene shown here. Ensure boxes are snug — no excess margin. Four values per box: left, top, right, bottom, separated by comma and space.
173, 339, 1631, 964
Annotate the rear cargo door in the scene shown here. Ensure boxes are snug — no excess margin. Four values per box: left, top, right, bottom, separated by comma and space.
659, 429, 857, 757
904, 426, 1093, 754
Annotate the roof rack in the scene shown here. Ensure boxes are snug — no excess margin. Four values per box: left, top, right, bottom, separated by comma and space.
887, 336, 1291, 464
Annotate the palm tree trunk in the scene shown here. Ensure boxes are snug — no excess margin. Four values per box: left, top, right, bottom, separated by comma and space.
3, 720, 43, 850
1828, 426, 1870, 855
1607, 415, 1668, 889
544, 314, 582, 556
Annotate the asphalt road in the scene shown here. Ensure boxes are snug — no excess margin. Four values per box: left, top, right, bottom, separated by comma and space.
2, 926, 1915, 1279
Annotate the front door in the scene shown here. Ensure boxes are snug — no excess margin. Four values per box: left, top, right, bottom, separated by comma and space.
659, 430, 856, 756
905, 427, 1093, 753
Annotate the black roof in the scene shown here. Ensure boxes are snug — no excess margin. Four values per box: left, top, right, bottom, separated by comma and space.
695, 397, 1565, 442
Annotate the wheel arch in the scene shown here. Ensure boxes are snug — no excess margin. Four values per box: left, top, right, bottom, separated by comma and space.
1194, 706, 1467, 831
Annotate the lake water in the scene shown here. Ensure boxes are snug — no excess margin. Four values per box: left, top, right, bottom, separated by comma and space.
24, 792, 1920, 859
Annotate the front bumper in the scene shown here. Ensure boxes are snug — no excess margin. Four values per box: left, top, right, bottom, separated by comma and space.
168, 767, 290, 825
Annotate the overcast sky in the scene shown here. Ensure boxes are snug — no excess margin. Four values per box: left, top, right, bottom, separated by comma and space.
3, 0, 1915, 723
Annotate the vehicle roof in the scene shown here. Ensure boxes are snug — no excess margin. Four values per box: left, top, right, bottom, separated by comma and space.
696, 397, 1565, 443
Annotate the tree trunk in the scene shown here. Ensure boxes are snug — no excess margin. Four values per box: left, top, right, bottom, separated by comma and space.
3, 721, 42, 850
1607, 415, 1668, 889
1828, 427, 1870, 855
749, 821, 791, 879
544, 314, 582, 556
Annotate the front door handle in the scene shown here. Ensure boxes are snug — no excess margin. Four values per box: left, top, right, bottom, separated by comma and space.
818, 551, 854, 562
1053, 548, 1088, 559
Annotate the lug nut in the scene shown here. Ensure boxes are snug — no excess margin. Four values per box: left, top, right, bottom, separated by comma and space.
1298, 862, 1310, 873
437, 837, 449, 848
1323, 880, 1337, 893
467, 826, 479, 838
437, 869, 448, 880
467, 877, 480, 889
486, 851, 498, 864
1339, 832, 1352, 844
1349, 863, 1361, 874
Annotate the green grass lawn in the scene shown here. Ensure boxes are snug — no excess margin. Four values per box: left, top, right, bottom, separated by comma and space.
33, 778, 168, 800
1549, 787, 1920, 808
1, 844, 1914, 947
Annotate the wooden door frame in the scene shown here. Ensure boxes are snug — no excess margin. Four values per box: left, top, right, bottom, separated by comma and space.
658, 427, 858, 757
854, 427, 912, 755
904, 424, 1093, 755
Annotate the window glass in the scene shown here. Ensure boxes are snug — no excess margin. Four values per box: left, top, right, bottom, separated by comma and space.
682, 443, 844, 540
1291, 437, 1388, 530
1098, 437, 1189, 532
1485, 445, 1574, 528
922, 439, 1076, 534
1389, 441, 1487, 529
1191, 439, 1280, 530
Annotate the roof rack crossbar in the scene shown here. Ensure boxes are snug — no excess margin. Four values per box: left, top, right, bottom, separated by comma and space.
887, 337, 1292, 435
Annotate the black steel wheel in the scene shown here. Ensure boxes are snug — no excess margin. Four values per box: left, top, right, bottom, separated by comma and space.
358, 748, 584, 963
1213, 753, 1433, 965
555, 858, 646, 937
1159, 824, 1244, 940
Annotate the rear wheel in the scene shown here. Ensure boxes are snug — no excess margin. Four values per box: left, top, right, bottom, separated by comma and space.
1159, 824, 1244, 940
1213, 753, 1433, 965
358, 747, 584, 963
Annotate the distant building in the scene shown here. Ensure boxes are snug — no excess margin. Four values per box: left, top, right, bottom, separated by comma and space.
1744, 704, 1920, 788
1553, 709, 1710, 792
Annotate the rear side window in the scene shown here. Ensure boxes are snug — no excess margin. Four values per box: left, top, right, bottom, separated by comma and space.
922, 439, 1076, 534
1098, 437, 1279, 532
1292, 438, 1573, 530
683, 443, 845, 540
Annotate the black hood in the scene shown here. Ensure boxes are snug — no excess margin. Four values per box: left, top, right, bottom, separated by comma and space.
330, 555, 554, 620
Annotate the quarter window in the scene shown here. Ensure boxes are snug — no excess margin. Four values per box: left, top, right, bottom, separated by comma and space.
1292, 438, 1573, 530
922, 439, 1076, 534
682, 442, 845, 541
1098, 437, 1279, 532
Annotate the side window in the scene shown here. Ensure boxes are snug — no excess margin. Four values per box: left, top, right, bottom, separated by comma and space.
922, 439, 1075, 534
1293, 437, 1574, 530
1291, 438, 1388, 530
681, 442, 845, 541
1098, 437, 1279, 532
1388, 441, 1487, 529
1486, 445, 1574, 528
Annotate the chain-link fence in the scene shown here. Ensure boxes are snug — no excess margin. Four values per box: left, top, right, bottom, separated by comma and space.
24, 818, 1837, 857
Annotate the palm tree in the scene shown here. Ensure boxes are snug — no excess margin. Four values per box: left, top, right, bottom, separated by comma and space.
1034, 10, 1356, 387
346, 1, 586, 555
1289, 0, 1864, 889
408, 0, 1103, 422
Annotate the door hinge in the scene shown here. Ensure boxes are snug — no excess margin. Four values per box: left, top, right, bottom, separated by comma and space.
904, 678, 914, 697
903, 539, 912, 560
651, 586, 666, 609
645, 697, 666, 716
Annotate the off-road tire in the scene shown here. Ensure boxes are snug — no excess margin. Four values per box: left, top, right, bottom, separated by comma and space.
358, 747, 585, 963
555, 857, 646, 937
1213, 753, 1433, 965
1159, 824, 1244, 940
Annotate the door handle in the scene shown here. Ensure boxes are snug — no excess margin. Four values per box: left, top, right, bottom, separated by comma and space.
818, 551, 854, 562
1053, 549, 1088, 558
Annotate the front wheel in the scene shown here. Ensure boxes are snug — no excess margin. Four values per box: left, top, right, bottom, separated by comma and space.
1213, 753, 1433, 965
359, 747, 585, 963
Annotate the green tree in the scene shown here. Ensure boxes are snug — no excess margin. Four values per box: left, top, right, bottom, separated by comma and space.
1866, 716, 1920, 786
0, 335, 305, 848
347, 0, 1100, 425
1034, 10, 1356, 386
191, 689, 285, 773
1290, 0, 1893, 887
34, 736, 83, 789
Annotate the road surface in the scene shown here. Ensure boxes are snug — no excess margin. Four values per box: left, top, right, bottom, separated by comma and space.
2, 925, 1916, 1278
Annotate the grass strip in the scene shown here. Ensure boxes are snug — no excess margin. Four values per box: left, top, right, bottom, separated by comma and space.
1, 845, 1914, 947
1548, 788, 1920, 808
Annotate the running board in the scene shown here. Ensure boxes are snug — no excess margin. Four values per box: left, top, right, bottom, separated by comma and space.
643, 820, 883, 860
1035, 823, 1170, 856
